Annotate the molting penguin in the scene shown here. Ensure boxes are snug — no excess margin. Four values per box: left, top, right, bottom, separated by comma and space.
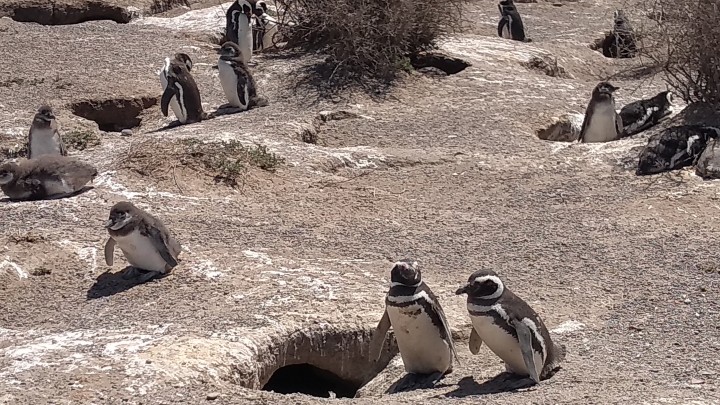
636, 125, 720, 175
368, 260, 458, 389
497, 0, 529, 42
0, 155, 97, 201
158, 53, 194, 124
603, 9, 637, 58
579, 82, 623, 143
28, 106, 66, 159
160, 57, 206, 125
619, 90, 674, 138
456, 269, 565, 386
104, 201, 182, 283
217, 41, 268, 111
225, 0, 257, 64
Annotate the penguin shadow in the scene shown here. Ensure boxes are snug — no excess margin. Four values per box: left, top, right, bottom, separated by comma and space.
440, 374, 537, 398
86, 266, 168, 299
385, 372, 452, 394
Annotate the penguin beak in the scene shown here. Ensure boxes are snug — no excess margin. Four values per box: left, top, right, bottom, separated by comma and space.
104, 219, 114, 229
455, 285, 468, 295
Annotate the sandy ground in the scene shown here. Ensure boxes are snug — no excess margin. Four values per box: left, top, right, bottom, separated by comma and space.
0, 0, 719, 404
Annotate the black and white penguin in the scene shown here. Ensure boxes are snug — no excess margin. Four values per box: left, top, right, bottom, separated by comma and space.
252, 1, 279, 51
225, 0, 257, 64
602, 9, 637, 58
217, 41, 268, 111
368, 260, 458, 387
456, 269, 565, 385
497, 0, 529, 42
619, 90, 674, 138
636, 125, 720, 175
579, 81, 623, 143
160, 58, 206, 125
158, 53, 194, 124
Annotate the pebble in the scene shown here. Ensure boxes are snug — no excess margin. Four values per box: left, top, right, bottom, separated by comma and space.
206, 392, 220, 400
690, 378, 705, 385
121, 129, 133, 136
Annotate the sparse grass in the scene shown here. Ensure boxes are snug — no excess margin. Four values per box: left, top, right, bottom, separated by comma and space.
63, 129, 101, 151
123, 138, 285, 187
0, 141, 28, 160
638, 0, 720, 104
8, 232, 45, 244
31, 267, 52, 276
276, 0, 467, 86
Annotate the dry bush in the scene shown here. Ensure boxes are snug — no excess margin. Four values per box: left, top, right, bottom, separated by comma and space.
121, 138, 284, 188
275, 0, 466, 83
639, 0, 720, 104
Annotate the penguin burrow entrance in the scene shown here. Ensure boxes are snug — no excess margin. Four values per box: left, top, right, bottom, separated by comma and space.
7, 4, 135, 25
244, 326, 398, 399
536, 113, 584, 142
409, 53, 471, 75
71, 97, 158, 132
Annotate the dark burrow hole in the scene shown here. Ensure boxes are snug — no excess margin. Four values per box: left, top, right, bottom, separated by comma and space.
536, 114, 584, 142
410, 52, 471, 75
7, 4, 135, 25
70, 97, 158, 132
262, 364, 359, 398
249, 326, 398, 399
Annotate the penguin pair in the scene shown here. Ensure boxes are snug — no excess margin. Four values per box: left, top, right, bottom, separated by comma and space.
369, 260, 564, 390
158, 46, 267, 126
104, 201, 182, 283
225, 0, 275, 64
497, 0, 529, 42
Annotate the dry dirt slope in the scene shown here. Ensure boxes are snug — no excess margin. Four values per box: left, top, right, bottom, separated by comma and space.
1, 0, 720, 404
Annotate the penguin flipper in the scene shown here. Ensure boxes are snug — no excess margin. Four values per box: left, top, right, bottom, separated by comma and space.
430, 296, 460, 365
56, 129, 68, 156
614, 112, 624, 140
160, 85, 177, 117
469, 327, 483, 355
368, 309, 391, 362
148, 227, 178, 268
497, 17, 507, 38
578, 103, 594, 143
513, 318, 540, 384
104, 237, 116, 266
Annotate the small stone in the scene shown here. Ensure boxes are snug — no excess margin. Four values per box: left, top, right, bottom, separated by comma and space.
121, 129, 133, 136
206, 392, 220, 400
683, 298, 691, 304
690, 378, 704, 385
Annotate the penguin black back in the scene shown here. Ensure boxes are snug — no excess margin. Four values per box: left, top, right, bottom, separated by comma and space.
160, 60, 206, 124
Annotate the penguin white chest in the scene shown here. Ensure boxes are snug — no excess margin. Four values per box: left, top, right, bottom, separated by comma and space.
29, 128, 62, 158
386, 304, 452, 374
41, 177, 75, 197
158, 63, 184, 122
584, 103, 619, 143
113, 231, 169, 272
236, 17, 253, 64
470, 313, 543, 377
218, 61, 243, 108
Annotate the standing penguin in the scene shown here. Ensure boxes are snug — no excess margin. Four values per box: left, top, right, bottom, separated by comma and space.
602, 10, 637, 58
368, 260, 458, 389
225, 0, 257, 64
619, 90, 674, 137
217, 41, 268, 111
456, 270, 565, 385
160, 58, 206, 125
158, 53, 194, 124
579, 81, 623, 143
497, 0, 529, 42
104, 201, 182, 283
27, 106, 67, 159
252, 2, 279, 52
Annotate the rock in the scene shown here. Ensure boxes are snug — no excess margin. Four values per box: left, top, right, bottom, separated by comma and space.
695, 139, 720, 179
121, 129, 133, 136
206, 392, 220, 400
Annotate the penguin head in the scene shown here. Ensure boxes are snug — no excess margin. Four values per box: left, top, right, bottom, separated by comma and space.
456, 270, 505, 299
36, 105, 55, 121
254, 0, 268, 17
635, 148, 665, 176
105, 201, 138, 231
390, 259, 422, 287
593, 82, 619, 100
613, 9, 626, 22
219, 41, 244, 59
239, 0, 255, 20
174, 53, 193, 72
0, 161, 17, 185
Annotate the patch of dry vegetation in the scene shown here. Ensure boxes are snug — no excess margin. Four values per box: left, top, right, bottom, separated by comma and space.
63, 129, 101, 151
121, 138, 284, 187
640, 0, 720, 104
276, 0, 466, 84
